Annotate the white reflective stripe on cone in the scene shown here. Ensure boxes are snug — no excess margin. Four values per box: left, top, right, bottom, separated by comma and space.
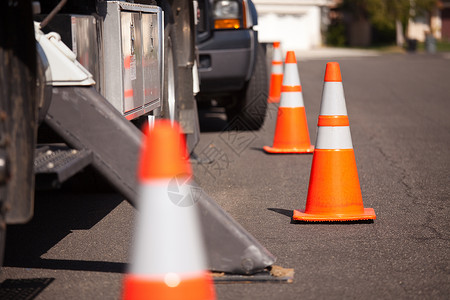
273, 48, 282, 62
315, 126, 353, 149
320, 82, 347, 116
279, 91, 304, 108
282, 63, 301, 86
271, 64, 283, 74
129, 178, 207, 275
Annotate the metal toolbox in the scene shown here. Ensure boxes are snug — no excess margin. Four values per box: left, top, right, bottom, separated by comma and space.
98, 1, 163, 120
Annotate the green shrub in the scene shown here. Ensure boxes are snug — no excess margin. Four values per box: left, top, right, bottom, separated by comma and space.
326, 23, 347, 47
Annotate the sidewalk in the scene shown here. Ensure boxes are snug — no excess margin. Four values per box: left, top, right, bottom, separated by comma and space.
295, 47, 380, 60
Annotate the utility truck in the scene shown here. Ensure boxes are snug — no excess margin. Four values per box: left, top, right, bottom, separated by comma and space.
0, 0, 201, 264
0, 0, 276, 275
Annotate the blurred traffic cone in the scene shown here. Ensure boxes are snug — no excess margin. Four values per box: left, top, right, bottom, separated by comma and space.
122, 120, 216, 300
293, 62, 376, 222
267, 41, 283, 103
263, 51, 314, 154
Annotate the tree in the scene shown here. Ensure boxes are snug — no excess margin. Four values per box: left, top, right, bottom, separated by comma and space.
340, 0, 438, 45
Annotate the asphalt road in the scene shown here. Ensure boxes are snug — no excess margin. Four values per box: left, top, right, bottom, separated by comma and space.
1, 53, 449, 299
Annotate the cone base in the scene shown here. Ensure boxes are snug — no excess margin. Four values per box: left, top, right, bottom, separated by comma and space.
122, 271, 216, 300
263, 145, 314, 154
267, 96, 280, 103
292, 208, 376, 222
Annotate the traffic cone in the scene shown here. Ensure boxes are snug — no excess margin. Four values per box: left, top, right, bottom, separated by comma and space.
267, 41, 283, 103
263, 51, 314, 154
122, 120, 216, 300
293, 62, 376, 222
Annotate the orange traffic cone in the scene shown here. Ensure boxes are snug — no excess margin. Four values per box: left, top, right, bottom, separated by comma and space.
267, 41, 283, 103
122, 120, 216, 300
263, 51, 314, 154
293, 62, 376, 222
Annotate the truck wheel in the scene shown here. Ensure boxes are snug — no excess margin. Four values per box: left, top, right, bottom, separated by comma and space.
162, 27, 178, 123
0, 215, 5, 267
0, 0, 38, 267
159, 0, 179, 123
226, 43, 268, 130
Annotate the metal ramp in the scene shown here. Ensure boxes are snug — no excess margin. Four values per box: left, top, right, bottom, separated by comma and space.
43, 86, 276, 275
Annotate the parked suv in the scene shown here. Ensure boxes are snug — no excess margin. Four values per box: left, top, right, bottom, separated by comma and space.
196, 0, 268, 130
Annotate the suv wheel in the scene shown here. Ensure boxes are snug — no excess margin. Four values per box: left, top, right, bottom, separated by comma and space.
226, 43, 268, 130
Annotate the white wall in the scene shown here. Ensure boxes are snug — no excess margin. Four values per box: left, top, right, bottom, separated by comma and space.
253, 1, 330, 50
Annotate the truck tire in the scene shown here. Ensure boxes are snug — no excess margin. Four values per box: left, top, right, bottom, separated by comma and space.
0, 0, 38, 266
0, 214, 4, 267
159, 0, 200, 152
226, 43, 268, 130
157, 0, 179, 123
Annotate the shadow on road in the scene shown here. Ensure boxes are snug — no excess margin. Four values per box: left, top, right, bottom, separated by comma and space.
198, 107, 229, 132
0, 278, 54, 300
267, 208, 293, 218
198, 107, 265, 133
3, 189, 126, 274
14, 259, 126, 273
